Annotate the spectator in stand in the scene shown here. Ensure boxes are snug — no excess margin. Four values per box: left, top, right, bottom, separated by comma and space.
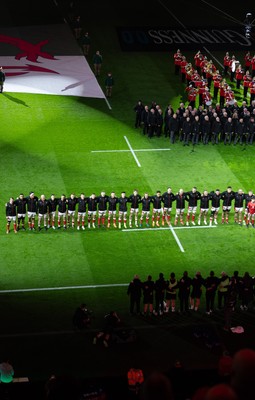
142, 275, 155, 316
178, 271, 192, 314
154, 273, 166, 316
204, 383, 238, 400
190, 271, 204, 311
141, 370, 174, 400
204, 270, 219, 315
218, 271, 230, 310
230, 348, 255, 400
127, 274, 142, 315
165, 272, 178, 313
240, 272, 254, 310
72, 303, 91, 330
0, 359, 14, 385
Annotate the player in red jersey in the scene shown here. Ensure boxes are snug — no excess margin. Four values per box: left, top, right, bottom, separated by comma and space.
246, 198, 255, 228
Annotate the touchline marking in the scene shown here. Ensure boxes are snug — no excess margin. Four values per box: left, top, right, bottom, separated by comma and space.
91, 148, 171, 153
124, 136, 141, 167
122, 225, 217, 253
0, 283, 128, 295
122, 226, 217, 232
91, 136, 171, 168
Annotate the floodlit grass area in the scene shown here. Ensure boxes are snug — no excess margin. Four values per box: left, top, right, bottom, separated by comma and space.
1, 0, 255, 382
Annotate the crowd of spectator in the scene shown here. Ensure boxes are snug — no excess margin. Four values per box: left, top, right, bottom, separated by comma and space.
127, 270, 255, 321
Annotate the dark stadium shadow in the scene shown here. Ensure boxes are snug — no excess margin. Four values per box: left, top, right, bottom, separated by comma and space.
3, 93, 30, 107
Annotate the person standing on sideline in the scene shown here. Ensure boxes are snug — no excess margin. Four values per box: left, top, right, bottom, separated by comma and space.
127, 274, 142, 315
134, 100, 144, 129
142, 275, 155, 316
105, 72, 114, 98
0, 67, 5, 93
154, 272, 166, 315
204, 270, 219, 315
81, 32, 91, 56
93, 50, 103, 77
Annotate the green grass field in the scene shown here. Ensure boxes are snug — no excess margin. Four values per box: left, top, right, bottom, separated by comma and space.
1, 0, 255, 383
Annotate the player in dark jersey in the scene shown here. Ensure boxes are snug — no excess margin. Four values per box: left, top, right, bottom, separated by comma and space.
26, 192, 38, 231
67, 193, 78, 228
57, 194, 67, 229
221, 186, 235, 224
87, 193, 98, 228
209, 189, 221, 226
48, 194, 58, 229
174, 189, 187, 226
107, 192, 119, 228
77, 193, 87, 230
233, 189, 245, 225
118, 192, 128, 229
128, 190, 141, 228
185, 187, 201, 226
162, 187, 176, 226
15, 193, 27, 231
198, 190, 210, 225
97, 191, 109, 228
151, 191, 163, 227
6, 197, 17, 234
140, 193, 152, 227
37, 194, 49, 230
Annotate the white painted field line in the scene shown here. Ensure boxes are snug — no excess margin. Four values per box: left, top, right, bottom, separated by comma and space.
91, 149, 130, 153
92, 148, 171, 153
169, 225, 185, 252
0, 283, 128, 295
124, 135, 141, 167
122, 226, 216, 232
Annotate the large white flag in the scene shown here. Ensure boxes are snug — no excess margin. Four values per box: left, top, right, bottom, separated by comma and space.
0, 24, 105, 98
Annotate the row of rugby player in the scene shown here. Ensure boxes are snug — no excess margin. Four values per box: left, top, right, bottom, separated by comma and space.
5, 187, 255, 233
